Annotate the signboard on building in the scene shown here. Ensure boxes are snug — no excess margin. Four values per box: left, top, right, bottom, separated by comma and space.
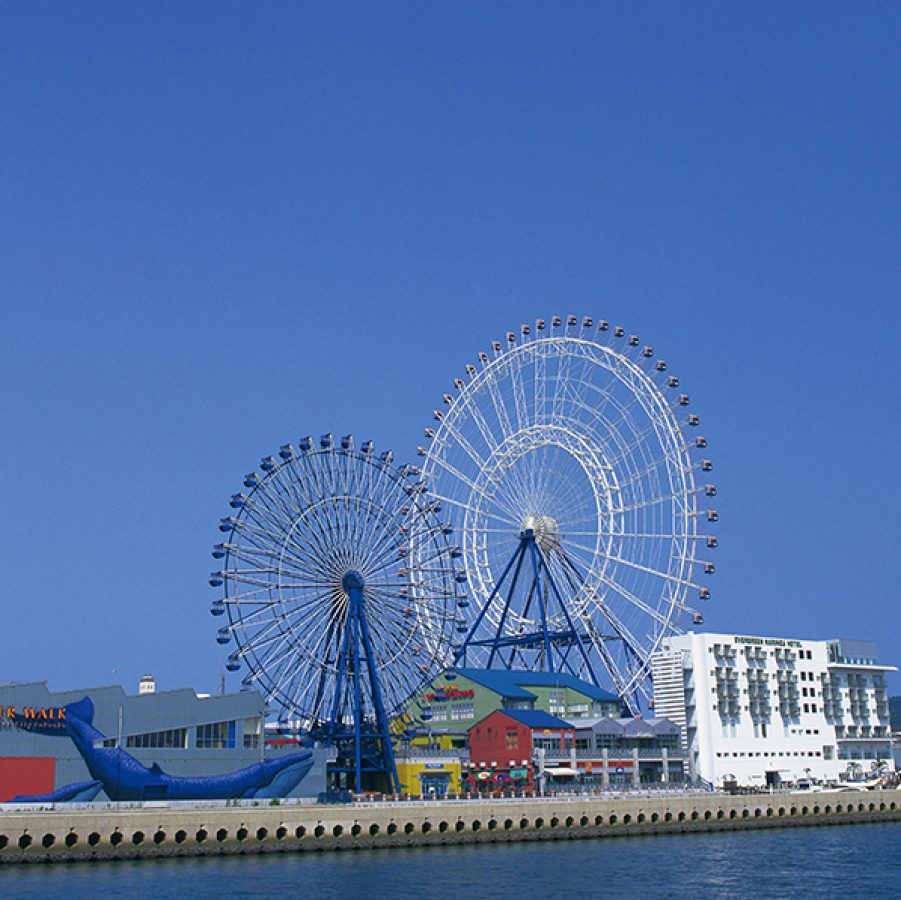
734, 636, 802, 648
422, 686, 475, 702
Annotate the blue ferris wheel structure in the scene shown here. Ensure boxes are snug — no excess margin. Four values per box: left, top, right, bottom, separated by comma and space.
210, 434, 464, 792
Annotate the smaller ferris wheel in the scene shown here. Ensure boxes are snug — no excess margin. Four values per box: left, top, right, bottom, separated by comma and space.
210, 434, 464, 791
419, 315, 717, 711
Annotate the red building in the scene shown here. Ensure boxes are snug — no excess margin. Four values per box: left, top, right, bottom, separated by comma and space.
466, 709, 574, 791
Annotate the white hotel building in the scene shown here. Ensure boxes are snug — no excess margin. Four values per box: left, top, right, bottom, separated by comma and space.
652, 633, 896, 788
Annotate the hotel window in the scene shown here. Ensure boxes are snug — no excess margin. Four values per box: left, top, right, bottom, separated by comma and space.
196, 721, 236, 749
505, 730, 519, 750
431, 707, 448, 722
548, 690, 565, 714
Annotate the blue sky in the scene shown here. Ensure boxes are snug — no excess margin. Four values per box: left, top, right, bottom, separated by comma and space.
2, 3, 900, 695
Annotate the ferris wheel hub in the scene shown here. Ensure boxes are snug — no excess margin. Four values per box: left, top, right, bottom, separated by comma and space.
522, 514, 561, 552
342, 570, 366, 593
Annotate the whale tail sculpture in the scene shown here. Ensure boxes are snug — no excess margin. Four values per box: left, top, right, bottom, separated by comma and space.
14, 696, 314, 802
10, 780, 104, 804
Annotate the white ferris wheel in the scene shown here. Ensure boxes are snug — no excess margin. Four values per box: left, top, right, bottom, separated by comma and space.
418, 315, 717, 711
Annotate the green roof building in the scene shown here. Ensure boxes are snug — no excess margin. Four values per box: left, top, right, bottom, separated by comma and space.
408, 669, 622, 741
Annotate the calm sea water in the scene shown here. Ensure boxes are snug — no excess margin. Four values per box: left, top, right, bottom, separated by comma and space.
2, 822, 900, 899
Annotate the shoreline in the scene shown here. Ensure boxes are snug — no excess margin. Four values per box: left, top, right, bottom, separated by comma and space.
2, 788, 900, 864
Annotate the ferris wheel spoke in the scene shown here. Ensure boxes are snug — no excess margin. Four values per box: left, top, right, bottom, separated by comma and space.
585, 351, 666, 439
601, 408, 681, 473
432, 491, 521, 528
570, 336, 610, 411
350, 476, 393, 565
449, 387, 504, 461
237, 618, 292, 661
424, 452, 513, 518
565, 385, 650, 472
591, 639, 631, 699
291, 613, 345, 676
482, 367, 516, 445
598, 530, 696, 541
275, 592, 342, 629
611, 490, 688, 515
284, 458, 339, 543
355, 514, 405, 574
245, 474, 301, 532
433, 410, 489, 478
224, 590, 280, 610
231, 550, 328, 587
281, 593, 345, 636
532, 340, 548, 422
253, 637, 304, 683
475, 459, 543, 524
549, 338, 577, 424
506, 346, 531, 434
603, 553, 702, 590
233, 508, 336, 581
594, 572, 675, 631
588, 599, 649, 669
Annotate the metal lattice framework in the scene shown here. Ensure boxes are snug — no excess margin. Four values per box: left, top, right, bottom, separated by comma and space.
418, 315, 717, 710
210, 434, 463, 789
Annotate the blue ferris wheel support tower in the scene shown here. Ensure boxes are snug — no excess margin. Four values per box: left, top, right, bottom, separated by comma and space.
454, 528, 601, 686
324, 571, 400, 794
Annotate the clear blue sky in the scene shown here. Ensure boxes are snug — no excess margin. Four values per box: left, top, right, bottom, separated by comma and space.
2, 3, 900, 695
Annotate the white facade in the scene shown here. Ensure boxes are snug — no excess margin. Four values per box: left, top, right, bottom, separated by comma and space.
652, 633, 896, 787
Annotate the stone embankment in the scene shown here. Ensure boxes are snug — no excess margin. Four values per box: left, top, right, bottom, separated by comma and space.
2, 790, 900, 864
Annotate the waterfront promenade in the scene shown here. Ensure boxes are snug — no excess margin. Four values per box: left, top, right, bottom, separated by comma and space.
2, 788, 900, 864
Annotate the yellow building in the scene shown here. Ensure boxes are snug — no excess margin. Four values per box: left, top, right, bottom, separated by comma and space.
394, 753, 462, 797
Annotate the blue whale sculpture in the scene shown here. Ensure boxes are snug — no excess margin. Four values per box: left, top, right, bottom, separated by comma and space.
18, 697, 314, 802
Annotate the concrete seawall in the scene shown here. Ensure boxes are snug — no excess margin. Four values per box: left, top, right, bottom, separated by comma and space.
2, 790, 900, 864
